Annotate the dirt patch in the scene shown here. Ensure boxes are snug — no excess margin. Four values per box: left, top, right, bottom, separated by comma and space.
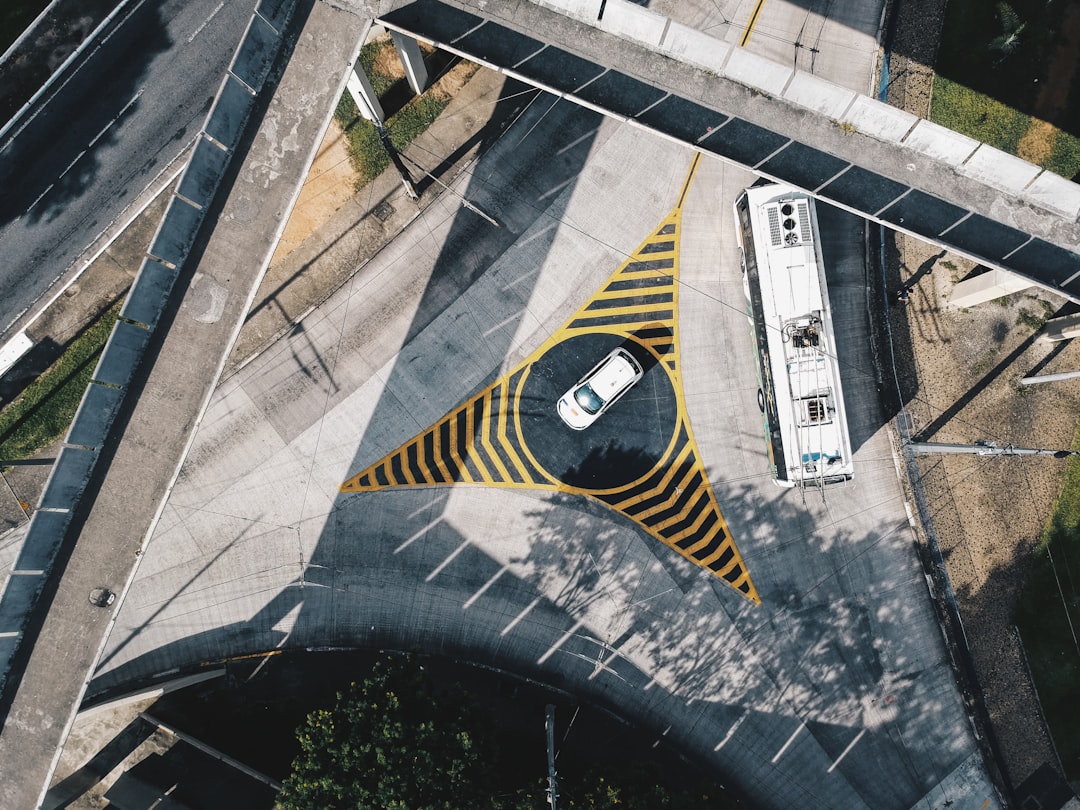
269, 118, 359, 264
369, 35, 438, 83
1018, 118, 1058, 165
886, 0, 1080, 797
429, 58, 480, 99
371, 38, 406, 81
889, 234, 1080, 791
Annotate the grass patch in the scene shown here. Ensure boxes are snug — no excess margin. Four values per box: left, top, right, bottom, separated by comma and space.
0, 303, 120, 461
334, 88, 450, 188
357, 40, 395, 98
931, 78, 1031, 156
1015, 308, 1046, 331
1014, 423, 1080, 781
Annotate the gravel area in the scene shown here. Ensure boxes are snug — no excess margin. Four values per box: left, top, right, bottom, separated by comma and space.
884, 0, 1080, 799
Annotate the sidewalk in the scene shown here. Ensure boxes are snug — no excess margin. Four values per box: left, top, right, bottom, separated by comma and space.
225, 60, 515, 378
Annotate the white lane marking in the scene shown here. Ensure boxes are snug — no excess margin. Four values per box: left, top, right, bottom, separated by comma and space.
537, 619, 584, 664
771, 721, 806, 764
501, 597, 542, 637
425, 539, 469, 582
827, 728, 865, 773
28, 89, 144, 213
715, 709, 750, 751
394, 516, 441, 554
463, 564, 508, 609
187, 2, 225, 43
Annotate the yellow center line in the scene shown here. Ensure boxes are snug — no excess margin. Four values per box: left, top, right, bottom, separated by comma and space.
739, 0, 767, 47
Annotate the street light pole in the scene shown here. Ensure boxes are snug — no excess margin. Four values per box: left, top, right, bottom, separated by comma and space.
1019, 369, 1080, 386
545, 704, 559, 810
907, 440, 1079, 458
375, 123, 418, 201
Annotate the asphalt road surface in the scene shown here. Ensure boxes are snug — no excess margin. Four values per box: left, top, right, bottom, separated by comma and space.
87, 93, 999, 808
0, 0, 255, 342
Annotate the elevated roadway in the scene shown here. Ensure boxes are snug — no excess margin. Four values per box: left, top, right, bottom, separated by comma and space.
0, 0, 257, 348
0, 1, 365, 806
372, 0, 1080, 303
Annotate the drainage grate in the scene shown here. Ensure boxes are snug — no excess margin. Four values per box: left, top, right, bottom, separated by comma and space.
373, 201, 394, 222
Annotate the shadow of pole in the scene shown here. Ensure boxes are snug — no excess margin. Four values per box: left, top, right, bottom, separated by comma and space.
913, 307, 1070, 442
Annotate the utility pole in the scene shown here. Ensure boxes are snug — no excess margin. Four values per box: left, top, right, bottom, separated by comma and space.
398, 152, 500, 227
907, 440, 1079, 458
375, 123, 418, 201
545, 704, 559, 810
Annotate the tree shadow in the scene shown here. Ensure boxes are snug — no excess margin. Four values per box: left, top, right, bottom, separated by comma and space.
0, 1, 172, 228
87, 467, 984, 807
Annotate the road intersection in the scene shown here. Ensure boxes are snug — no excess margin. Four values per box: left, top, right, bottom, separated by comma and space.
0, 0, 1010, 805
87, 104, 996, 807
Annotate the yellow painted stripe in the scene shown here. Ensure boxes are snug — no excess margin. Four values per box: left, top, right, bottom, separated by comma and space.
635, 455, 700, 523
653, 480, 707, 532
662, 500, 714, 545
416, 431, 427, 483
591, 288, 674, 304
511, 367, 562, 488
695, 531, 736, 568
739, 0, 767, 47
619, 261, 676, 276
431, 420, 455, 484
388, 456, 404, 486
480, 389, 513, 483
728, 570, 752, 592
447, 411, 472, 483
399, 446, 417, 485
682, 525, 725, 558
463, 402, 491, 483
675, 153, 700, 209
639, 462, 699, 533
498, 379, 534, 484
584, 302, 676, 320
616, 443, 694, 514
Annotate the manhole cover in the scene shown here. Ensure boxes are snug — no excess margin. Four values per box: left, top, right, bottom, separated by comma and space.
373, 201, 394, 222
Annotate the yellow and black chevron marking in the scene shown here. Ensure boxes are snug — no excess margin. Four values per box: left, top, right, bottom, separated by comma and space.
342, 155, 759, 603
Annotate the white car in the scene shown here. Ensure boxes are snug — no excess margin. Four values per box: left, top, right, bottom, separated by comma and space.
556, 347, 644, 430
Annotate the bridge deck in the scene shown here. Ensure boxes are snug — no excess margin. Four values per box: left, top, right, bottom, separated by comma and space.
378, 0, 1080, 302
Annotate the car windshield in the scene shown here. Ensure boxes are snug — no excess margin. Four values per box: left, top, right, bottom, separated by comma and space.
574, 384, 605, 414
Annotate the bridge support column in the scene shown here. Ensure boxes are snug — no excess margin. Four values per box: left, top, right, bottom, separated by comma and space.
948, 268, 1033, 308
390, 31, 429, 95
1039, 312, 1080, 342
346, 62, 384, 124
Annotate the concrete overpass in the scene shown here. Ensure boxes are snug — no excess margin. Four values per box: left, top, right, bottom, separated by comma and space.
366, 0, 1080, 306
1, 0, 1073, 806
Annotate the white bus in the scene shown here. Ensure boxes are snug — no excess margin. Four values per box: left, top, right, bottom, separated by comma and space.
734, 183, 854, 488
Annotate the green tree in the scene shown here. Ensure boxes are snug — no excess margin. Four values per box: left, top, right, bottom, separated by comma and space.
277, 656, 497, 810
989, 2, 1027, 62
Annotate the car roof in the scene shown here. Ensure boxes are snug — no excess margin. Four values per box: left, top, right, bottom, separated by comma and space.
589, 350, 638, 392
